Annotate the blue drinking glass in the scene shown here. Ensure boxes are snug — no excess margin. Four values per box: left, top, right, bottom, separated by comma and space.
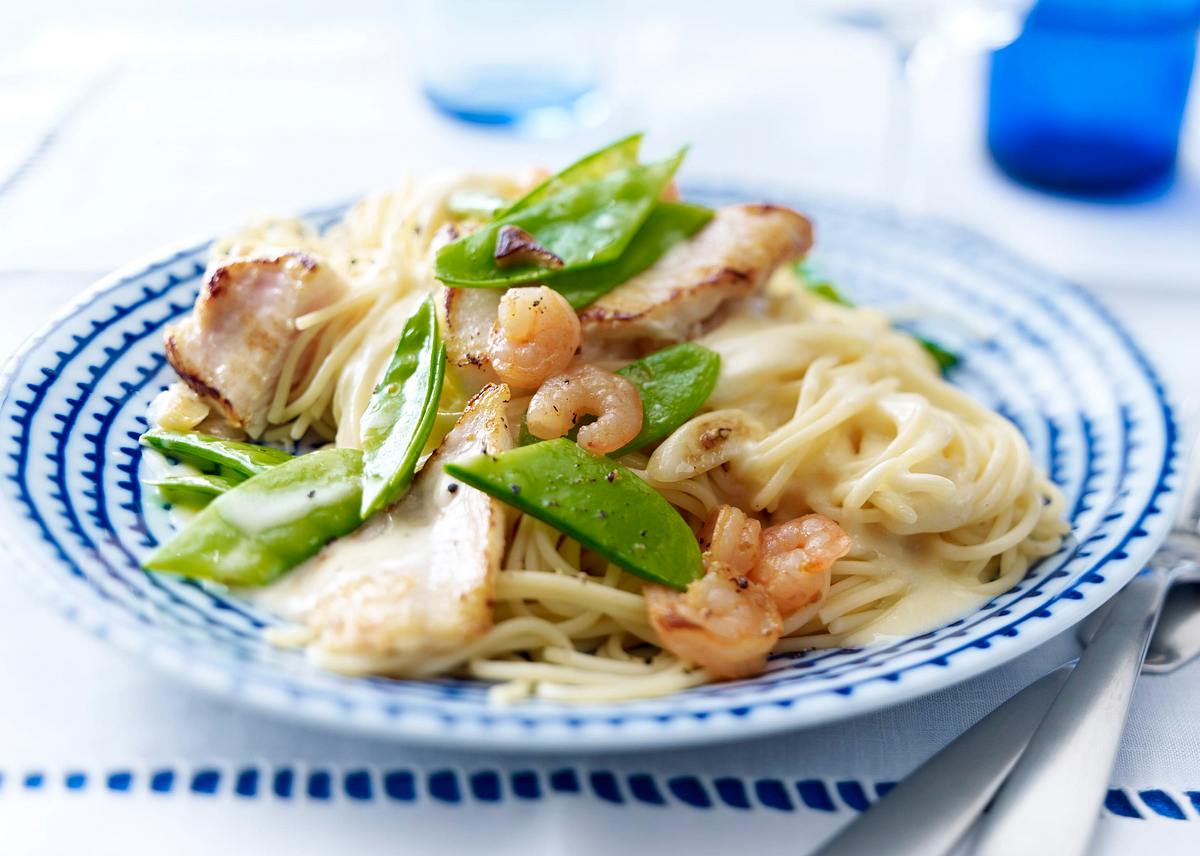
987, 0, 1200, 195
413, 0, 609, 137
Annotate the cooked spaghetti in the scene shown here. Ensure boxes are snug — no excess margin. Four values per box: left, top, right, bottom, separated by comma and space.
145, 146, 1068, 704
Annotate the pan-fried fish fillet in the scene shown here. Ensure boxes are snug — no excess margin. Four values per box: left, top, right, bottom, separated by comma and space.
438, 284, 501, 393
254, 383, 513, 673
579, 203, 812, 347
165, 253, 347, 437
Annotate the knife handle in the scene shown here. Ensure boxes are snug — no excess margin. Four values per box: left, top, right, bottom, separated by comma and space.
970, 566, 1171, 856
812, 665, 1072, 856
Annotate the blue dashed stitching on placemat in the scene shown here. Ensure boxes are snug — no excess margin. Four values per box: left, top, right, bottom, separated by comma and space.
150, 769, 174, 793
0, 766, 1187, 820
470, 770, 501, 803
628, 773, 666, 806
235, 768, 259, 798
191, 769, 219, 795
511, 770, 540, 800
428, 769, 461, 803
1138, 789, 1187, 820
345, 769, 373, 801
273, 768, 294, 799
384, 770, 416, 802
1105, 789, 1142, 818
667, 775, 711, 808
307, 770, 332, 801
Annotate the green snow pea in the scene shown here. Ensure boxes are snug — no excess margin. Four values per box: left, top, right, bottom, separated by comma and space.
445, 135, 643, 222
497, 132, 643, 218
611, 343, 720, 455
145, 472, 238, 506
359, 296, 446, 517
913, 336, 960, 373
444, 439, 702, 590
806, 280, 853, 307
144, 448, 364, 587
552, 202, 714, 309
434, 149, 686, 288
140, 429, 293, 478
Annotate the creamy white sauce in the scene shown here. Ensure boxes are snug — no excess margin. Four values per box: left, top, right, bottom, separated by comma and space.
848, 575, 990, 645
836, 529, 995, 646
138, 448, 204, 526
248, 510, 435, 621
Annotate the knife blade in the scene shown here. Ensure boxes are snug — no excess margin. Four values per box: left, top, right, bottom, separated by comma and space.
812, 664, 1073, 856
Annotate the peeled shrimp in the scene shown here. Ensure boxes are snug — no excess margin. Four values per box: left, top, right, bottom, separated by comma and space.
526, 362, 643, 455
752, 514, 851, 615
489, 286, 581, 391
646, 506, 850, 680
699, 504, 761, 576
645, 560, 782, 680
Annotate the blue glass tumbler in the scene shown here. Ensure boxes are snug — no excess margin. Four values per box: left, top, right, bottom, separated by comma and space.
987, 0, 1200, 195
413, 0, 608, 137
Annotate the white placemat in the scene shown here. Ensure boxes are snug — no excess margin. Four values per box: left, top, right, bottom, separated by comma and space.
2, 7, 1199, 853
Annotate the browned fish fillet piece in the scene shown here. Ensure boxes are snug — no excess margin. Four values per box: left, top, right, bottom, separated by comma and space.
439, 283, 501, 393
579, 203, 813, 347
164, 253, 347, 437
258, 384, 514, 671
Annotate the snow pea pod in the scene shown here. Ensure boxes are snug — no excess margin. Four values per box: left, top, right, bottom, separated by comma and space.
145, 472, 238, 505
140, 429, 293, 478
552, 202, 714, 309
444, 439, 702, 590
434, 150, 685, 288
360, 295, 446, 517
611, 342, 720, 455
913, 336, 960, 373
144, 448, 364, 587
497, 132, 643, 218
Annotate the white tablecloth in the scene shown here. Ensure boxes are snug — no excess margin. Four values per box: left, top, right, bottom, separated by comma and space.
1, 4, 1198, 854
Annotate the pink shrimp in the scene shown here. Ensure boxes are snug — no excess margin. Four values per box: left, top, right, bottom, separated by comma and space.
699, 504, 761, 576
644, 560, 782, 680
526, 362, 643, 455
489, 286, 581, 391
752, 514, 851, 615
647, 507, 851, 680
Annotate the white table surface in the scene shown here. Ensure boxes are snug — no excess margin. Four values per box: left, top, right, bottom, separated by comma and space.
0, 3, 1198, 854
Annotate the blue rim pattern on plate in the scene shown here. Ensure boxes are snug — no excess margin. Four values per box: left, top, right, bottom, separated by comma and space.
0, 186, 1180, 750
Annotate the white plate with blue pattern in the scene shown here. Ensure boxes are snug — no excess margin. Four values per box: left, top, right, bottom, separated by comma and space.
0, 185, 1182, 751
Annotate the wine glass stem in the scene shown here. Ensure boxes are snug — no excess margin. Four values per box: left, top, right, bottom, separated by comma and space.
884, 43, 923, 212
